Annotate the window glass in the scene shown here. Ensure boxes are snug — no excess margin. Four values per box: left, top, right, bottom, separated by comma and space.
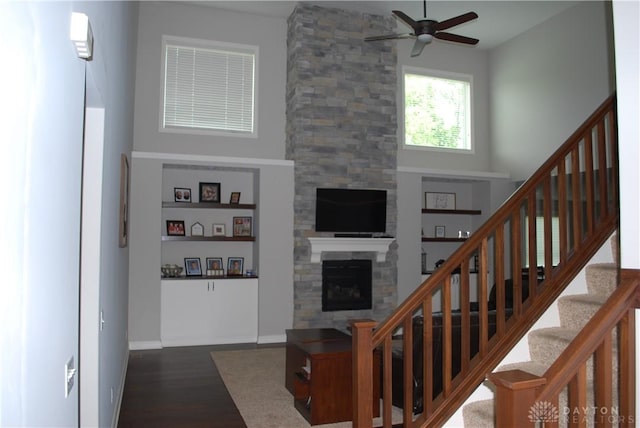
403, 68, 471, 151
524, 216, 561, 268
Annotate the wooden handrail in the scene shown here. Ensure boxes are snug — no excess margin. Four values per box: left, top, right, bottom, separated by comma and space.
490, 269, 640, 427
352, 94, 619, 428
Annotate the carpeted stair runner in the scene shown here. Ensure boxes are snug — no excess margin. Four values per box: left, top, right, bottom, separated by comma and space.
462, 235, 618, 427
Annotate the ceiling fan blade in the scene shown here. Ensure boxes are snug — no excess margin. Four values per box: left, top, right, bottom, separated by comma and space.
411, 39, 428, 57
392, 10, 419, 31
435, 32, 479, 45
434, 11, 478, 31
365, 33, 413, 41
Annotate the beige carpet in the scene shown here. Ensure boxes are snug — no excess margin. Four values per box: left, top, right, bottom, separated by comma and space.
210, 347, 402, 428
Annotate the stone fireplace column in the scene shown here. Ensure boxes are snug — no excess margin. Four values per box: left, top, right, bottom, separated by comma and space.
285, 4, 398, 330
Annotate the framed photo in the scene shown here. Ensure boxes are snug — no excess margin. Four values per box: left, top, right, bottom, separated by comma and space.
166, 220, 185, 236
199, 182, 221, 203
425, 192, 456, 210
233, 216, 252, 237
227, 257, 244, 276
184, 257, 202, 277
212, 223, 226, 236
206, 257, 223, 271
435, 225, 446, 238
118, 154, 130, 248
174, 187, 191, 203
191, 222, 204, 236
206, 257, 224, 276
229, 192, 241, 204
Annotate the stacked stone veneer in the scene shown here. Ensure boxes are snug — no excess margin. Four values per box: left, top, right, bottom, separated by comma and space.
286, 4, 399, 330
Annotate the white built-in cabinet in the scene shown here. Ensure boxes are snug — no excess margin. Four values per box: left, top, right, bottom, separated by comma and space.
160, 164, 259, 347
161, 278, 258, 346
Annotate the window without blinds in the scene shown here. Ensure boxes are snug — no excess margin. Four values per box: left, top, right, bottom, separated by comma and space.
162, 37, 256, 135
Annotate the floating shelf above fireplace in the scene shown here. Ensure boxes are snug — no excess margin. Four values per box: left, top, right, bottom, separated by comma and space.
307, 237, 395, 263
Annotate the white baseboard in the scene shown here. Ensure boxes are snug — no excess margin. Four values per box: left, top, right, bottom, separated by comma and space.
258, 333, 286, 344
129, 340, 162, 350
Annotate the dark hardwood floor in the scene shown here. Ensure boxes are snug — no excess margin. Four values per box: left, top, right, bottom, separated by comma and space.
117, 343, 283, 428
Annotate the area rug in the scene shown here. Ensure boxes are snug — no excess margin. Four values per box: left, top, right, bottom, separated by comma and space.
210, 347, 402, 428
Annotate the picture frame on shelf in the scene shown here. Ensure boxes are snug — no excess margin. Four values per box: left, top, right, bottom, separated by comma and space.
229, 192, 241, 204
212, 223, 226, 236
227, 257, 244, 276
206, 257, 224, 277
174, 187, 192, 202
232, 216, 252, 237
435, 225, 446, 238
191, 222, 204, 236
425, 192, 456, 210
166, 220, 185, 236
184, 257, 202, 277
199, 182, 221, 203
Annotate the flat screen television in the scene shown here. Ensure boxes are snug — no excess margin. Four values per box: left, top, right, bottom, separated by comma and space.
315, 188, 387, 234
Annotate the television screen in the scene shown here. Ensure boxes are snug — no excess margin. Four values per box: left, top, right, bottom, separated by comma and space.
315, 188, 387, 233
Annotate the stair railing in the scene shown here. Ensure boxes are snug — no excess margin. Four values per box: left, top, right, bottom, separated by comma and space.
352, 94, 618, 428
490, 268, 640, 427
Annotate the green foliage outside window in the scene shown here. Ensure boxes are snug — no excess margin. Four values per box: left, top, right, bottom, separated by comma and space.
404, 72, 470, 150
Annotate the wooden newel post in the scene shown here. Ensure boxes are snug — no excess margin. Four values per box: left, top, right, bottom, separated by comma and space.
351, 319, 377, 428
488, 369, 547, 427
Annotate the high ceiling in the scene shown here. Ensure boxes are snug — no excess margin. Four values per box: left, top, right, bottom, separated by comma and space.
195, 1, 580, 49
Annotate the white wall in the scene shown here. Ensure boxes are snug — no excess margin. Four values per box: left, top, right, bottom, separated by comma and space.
490, 1, 614, 181
612, 0, 640, 420
0, 1, 138, 427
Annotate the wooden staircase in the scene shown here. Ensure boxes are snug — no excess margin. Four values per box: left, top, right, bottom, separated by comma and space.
462, 235, 622, 426
350, 94, 635, 428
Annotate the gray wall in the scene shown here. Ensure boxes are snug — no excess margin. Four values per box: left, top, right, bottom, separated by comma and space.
0, 1, 138, 427
490, 1, 614, 180
132, 1, 286, 159
395, 41, 493, 172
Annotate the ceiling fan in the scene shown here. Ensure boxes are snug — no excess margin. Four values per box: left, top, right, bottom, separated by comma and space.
365, 0, 479, 57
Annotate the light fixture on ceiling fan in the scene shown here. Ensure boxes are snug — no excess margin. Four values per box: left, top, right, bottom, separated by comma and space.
365, 0, 479, 57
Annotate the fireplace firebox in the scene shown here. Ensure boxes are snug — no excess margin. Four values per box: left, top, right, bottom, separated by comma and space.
322, 260, 372, 312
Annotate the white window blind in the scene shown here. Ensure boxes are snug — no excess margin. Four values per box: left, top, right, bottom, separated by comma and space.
163, 40, 255, 134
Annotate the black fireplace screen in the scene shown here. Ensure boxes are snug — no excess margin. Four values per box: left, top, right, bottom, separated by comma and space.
322, 259, 372, 311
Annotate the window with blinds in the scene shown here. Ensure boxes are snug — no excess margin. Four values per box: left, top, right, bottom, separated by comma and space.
161, 36, 257, 137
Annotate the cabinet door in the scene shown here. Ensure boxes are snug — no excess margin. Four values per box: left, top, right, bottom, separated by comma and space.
209, 278, 258, 344
161, 279, 216, 346
161, 278, 258, 347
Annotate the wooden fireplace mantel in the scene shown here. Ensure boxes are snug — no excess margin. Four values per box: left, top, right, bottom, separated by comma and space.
307, 237, 395, 263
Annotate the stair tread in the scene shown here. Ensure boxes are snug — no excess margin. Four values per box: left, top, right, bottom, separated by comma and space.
496, 360, 549, 376
529, 326, 579, 340
462, 399, 494, 428
558, 293, 609, 304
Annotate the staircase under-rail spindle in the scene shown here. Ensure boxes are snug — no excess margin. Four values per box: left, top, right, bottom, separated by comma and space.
351, 94, 637, 428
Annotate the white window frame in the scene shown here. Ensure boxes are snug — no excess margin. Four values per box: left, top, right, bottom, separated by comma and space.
401, 66, 474, 153
159, 35, 258, 138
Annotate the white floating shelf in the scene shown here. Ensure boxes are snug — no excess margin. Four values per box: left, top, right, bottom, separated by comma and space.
307, 237, 395, 263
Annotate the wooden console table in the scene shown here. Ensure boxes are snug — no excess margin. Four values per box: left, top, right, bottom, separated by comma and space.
285, 328, 380, 425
